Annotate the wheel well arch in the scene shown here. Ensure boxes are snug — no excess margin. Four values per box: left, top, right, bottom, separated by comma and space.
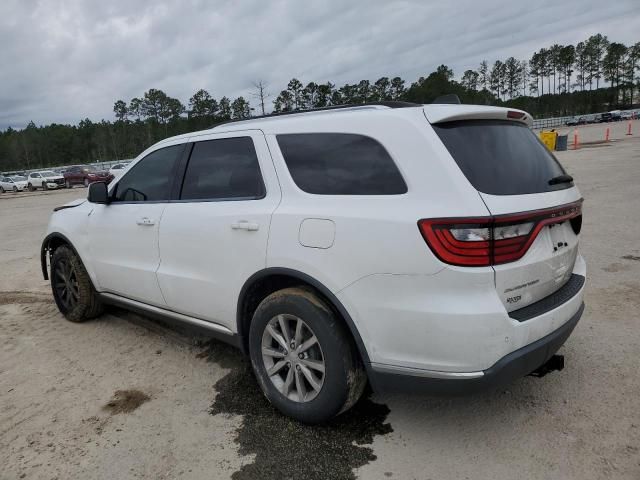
41, 232, 79, 280
236, 268, 371, 368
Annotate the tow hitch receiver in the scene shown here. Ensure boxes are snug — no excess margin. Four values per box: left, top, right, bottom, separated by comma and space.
528, 354, 565, 378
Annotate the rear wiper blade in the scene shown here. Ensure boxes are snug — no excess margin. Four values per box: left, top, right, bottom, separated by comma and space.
548, 174, 573, 185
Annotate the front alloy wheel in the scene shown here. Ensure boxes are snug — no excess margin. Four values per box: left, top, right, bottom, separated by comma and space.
50, 246, 103, 322
261, 314, 326, 403
52, 256, 80, 311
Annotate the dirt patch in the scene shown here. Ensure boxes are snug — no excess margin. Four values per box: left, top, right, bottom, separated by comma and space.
0, 291, 50, 306
200, 341, 393, 480
602, 263, 631, 273
103, 389, 150, 415
621, 254, 640, 261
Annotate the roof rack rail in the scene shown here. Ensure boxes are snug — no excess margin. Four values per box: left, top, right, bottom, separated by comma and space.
211, 101, 421, 128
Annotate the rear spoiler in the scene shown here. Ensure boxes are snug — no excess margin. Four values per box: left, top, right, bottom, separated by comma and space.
423, 105, 532, 127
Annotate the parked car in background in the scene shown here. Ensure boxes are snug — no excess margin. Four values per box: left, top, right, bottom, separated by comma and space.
609, 110, 622, 121
42, 102, 586, 423
0, 175, 28, 192
109, 162, 130, 178
566, 116, 580, 126
28, 171, 65, 190
620, 111, 633, 120
63, 165, 114, 188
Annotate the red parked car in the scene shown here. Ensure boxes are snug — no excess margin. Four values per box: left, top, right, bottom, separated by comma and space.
63, 165, 114, 188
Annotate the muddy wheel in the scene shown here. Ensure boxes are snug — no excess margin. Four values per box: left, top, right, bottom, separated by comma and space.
249, 287, 366, 424
50, 246, 103, 322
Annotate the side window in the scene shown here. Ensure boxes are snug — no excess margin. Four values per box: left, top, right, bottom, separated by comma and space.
276, 133, 407, 195
180, 137, 265, 200
113, 144, 184, 202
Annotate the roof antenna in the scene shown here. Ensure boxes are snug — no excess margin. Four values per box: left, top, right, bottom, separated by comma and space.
432, 94, 461, 105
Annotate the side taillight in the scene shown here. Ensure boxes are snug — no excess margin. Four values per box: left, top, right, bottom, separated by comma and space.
418, 201, 582, 267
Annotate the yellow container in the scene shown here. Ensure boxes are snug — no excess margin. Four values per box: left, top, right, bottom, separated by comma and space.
539, 131, 558, 151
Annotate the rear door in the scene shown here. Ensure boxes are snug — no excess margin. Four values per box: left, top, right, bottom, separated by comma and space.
156, 130, 280, 329
430, 116, 582, 312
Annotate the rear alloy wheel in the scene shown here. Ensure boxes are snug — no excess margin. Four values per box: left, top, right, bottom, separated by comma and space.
50, 246, 103, 322
261, 314, 326, 403
65, 180, 71, 189
249, 287, 366, 424
83, 178, 89, 187
43, 182, 48, 191
12, 186, 17, 192
28, 183, 34, 191
0, 186, 4, 193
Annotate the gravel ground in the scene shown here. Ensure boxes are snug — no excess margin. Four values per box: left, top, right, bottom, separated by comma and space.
1, 136, 639, 479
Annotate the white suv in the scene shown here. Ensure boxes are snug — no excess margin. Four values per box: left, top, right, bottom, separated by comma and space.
28, 170, 65, 190
41, 102, 586, 423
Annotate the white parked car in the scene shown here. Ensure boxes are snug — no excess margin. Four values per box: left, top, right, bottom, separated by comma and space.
41, 102, 586, 423
0, 175, 28, 192
108, 162, 130, 178
28, 171, 65, 190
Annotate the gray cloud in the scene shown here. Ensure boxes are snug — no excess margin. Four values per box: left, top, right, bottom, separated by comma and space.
1, 0, 638, 129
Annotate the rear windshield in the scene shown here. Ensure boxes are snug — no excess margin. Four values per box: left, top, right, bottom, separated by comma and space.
433, 120, 569, 195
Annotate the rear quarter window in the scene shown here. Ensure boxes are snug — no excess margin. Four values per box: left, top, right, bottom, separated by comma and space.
276, 133, 407, 195
433, 120, 569, 195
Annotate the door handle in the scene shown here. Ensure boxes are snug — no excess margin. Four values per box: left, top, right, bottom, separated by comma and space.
231, 221, 259, 231
136, 217, 155, 226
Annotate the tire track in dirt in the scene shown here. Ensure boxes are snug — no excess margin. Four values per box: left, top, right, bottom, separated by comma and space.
0, 291, 50, 306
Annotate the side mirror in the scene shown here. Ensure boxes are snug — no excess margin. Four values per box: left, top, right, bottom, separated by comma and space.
88, 181, 109, 204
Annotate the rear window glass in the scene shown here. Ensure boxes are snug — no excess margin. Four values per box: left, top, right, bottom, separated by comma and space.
277, 133, 407, 195
433, 120, 569, 195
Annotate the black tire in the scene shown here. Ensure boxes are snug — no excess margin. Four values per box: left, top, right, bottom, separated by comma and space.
43, 182, 48, 191
12, 186, 17, 192
248, 287, 366, 424
0, 186, 4, 193
28, 183, 34, 191
50, 245, 103, 322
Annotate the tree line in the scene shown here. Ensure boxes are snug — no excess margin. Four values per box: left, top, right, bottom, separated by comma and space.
1, 33, 638, 172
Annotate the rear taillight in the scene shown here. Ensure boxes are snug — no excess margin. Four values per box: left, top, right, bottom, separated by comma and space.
418, 201, 582, 267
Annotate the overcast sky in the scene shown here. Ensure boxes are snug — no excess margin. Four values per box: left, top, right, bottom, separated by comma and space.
1, 0, 638, 130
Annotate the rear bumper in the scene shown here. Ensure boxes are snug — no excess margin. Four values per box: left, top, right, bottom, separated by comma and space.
369, 302, 583, 394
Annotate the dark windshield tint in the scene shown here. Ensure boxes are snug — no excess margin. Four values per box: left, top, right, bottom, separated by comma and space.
277, 133, 407, 195
433, 120, 569, 195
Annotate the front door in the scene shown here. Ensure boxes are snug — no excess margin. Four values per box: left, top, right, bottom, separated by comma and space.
87, 142, 185, 306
